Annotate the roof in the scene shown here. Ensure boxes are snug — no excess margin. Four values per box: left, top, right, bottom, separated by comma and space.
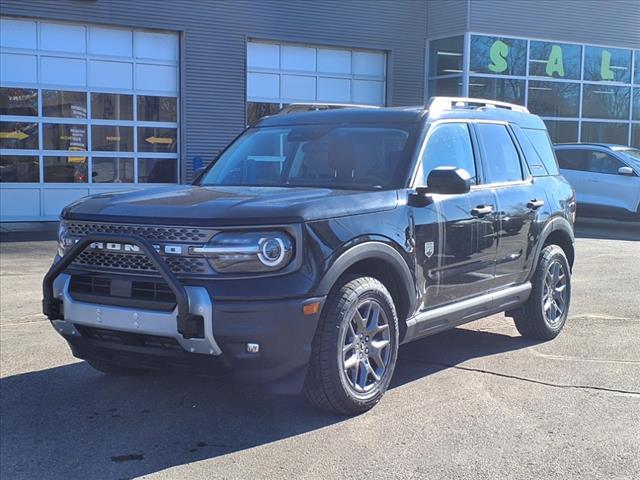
255, 102, 546, 130
256, 107, 428, 126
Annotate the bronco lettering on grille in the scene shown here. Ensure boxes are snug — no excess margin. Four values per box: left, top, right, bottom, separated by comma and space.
87, 242, 184, 255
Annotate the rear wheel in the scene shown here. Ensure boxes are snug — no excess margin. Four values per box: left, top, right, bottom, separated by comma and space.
86, 359, 146, 376
303, 276, 399, 415
512, 244, 571, 340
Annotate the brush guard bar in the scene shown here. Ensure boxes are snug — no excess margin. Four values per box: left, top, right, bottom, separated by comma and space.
42, 233, 203, 339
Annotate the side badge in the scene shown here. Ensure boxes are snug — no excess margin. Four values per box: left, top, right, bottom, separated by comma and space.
424, 241, 435, 259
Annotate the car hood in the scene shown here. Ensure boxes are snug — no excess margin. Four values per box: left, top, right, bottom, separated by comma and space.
62, 185, 399, 226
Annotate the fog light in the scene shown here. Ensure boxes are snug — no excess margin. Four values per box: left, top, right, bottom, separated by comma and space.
246, 343, 260, 354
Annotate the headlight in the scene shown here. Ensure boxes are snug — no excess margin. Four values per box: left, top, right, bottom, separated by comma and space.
192, 231, 294, 273
57, 222, 74, 257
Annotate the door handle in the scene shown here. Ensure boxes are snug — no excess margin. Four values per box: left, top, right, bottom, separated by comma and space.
527, 199, 545, 209
471, 205, 493, 217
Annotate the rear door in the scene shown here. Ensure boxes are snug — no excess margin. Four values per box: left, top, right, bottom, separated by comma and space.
473, 122, 538, 289
556, 148, 587, 204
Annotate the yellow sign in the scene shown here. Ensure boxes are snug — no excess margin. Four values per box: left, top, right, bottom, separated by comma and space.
68, 146, 87, 164
145, 136, 173, 145
0, 131, 29, 140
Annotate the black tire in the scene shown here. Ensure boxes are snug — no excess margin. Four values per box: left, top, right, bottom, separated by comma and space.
512, 244, 571, 340
86, 359, 146, 376
303, 275, 399, 415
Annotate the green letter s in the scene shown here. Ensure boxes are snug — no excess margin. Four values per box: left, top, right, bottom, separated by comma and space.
546, 45, 565, 77
488, 40, 509, 73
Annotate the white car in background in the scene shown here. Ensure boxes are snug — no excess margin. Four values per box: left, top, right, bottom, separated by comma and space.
554, 143, 640, 221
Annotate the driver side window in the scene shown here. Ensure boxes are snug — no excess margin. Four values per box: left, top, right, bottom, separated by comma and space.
419, 122, 477, 186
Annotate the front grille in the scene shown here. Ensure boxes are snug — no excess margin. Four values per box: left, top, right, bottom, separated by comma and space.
69, 275, 177, 311
65, 221, 216, 275
66, 222, 216, 242
73, 250, 209, 275
75, 325, 183, 351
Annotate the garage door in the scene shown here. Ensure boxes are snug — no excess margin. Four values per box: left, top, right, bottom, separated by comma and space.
246, 40, 386, 124
0, 17, 179, 221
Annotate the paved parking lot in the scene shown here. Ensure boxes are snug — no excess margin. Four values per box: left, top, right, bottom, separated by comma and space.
1, 219, 639, 480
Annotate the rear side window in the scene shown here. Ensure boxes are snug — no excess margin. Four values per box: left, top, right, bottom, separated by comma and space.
523, 128, 559, 176
556, 150, 585, 170
475, 123, 523, 183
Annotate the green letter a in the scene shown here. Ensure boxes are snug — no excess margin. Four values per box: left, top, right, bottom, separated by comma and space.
488, 40, 509, 73
546, 45, 565, 77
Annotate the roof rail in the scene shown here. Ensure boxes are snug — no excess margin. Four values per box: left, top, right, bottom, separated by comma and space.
427, 96, 529, 113
278, 102, 381, 115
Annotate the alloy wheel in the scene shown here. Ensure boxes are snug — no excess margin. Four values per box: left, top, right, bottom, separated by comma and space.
542, 259, 568, 327
339, 299, 392, 396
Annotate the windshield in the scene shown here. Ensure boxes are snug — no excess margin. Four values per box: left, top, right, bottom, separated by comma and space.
618, 148, 640, 169
198, 123, 417, 190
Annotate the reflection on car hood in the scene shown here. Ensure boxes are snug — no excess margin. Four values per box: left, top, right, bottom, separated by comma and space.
62, 185, 399, 226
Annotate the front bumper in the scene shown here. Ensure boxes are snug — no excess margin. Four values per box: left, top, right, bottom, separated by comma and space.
49, 273, 324, 390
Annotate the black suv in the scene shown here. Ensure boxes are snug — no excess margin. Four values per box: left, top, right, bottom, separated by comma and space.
44, 97, 576, 415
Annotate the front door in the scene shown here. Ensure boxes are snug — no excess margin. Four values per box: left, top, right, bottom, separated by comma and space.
412, 121, 497, 311
583, 149, 640, 215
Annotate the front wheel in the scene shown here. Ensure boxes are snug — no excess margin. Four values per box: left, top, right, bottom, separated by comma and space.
512, 245, 571, 340
303, 276, 399, 415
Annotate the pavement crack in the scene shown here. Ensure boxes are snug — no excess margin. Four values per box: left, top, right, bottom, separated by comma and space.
401, 357, 640, 396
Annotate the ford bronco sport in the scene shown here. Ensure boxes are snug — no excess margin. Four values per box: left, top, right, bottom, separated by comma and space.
43, 97, 576, 415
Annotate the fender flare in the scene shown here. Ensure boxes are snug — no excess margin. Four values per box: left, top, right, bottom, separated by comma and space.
316, 241, 416, 315
528, 216, 575, 280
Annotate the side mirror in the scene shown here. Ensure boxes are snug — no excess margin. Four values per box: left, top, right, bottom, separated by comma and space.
425, 166, 472, 195
618, 166, 635, 176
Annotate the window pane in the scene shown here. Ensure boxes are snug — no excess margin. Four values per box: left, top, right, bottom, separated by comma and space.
137, 95, 177, 122
635, 51, 639, 85
528, 80, 579, 117
632, 124, 640, 148
43, 123, 87, 151
543, 120, 579, 143
0, 122, 38, 149
529, 41, 581, 80
469, 77, 525, 105
137, 127, 177, 152
0, 87, 37, 116
92, 125, 134, 151
428, 77, 462, 98
421, 123, 476, 185
556, 150, 585, 170
582, 84, 630, 120
91, 93, 133, 120
92, 157, 134, 183
584, 46, 632, 83
522, 128, 559, 175
246, 102, 281, 126
428, 36, 464, 77
138, 158, 177, 183
475, 123, 523, 183
633, 89, 640, 121
42, 90, 87, 118
585, 151, 624, 175
0, 155, 39, 182
470, 35, 526, 76
44, 156, 88, 183
581, 122, 629, 145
